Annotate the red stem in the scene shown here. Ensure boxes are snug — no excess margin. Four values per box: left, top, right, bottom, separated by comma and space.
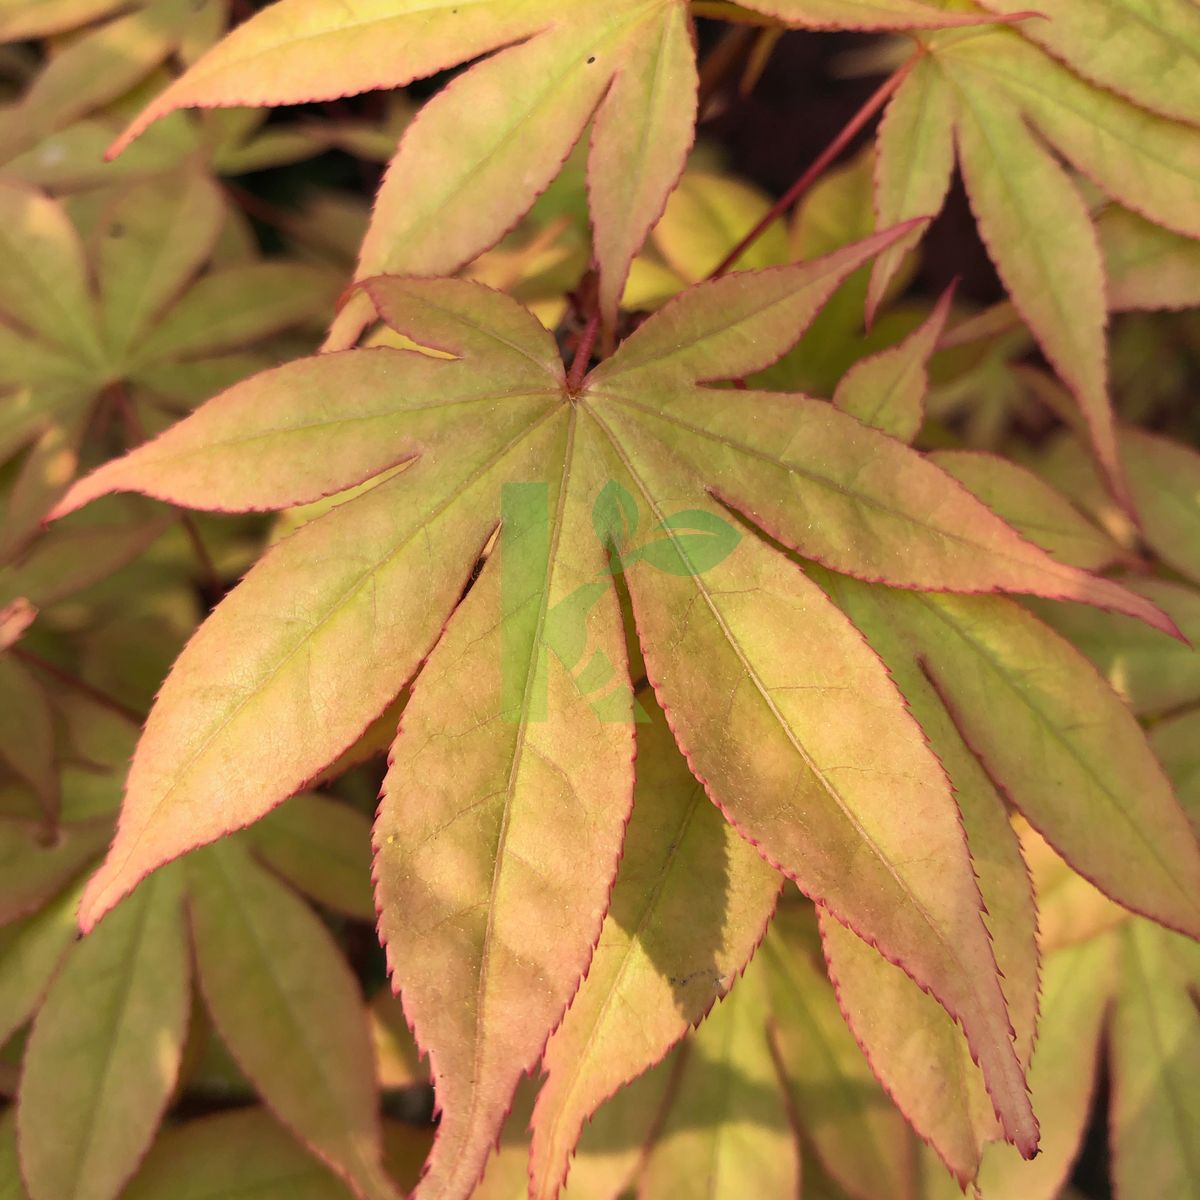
567, 309, 602, 394
709, 48, 923, 280
13, 647, 143, 726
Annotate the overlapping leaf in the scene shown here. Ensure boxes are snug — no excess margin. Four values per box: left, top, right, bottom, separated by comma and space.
105, 0, 1023, 336
51, 222, 1199, 1198
871, 21, 1200, 505
0, 175, 331, 555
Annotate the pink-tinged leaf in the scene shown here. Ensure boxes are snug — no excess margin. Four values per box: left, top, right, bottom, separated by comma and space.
245, 792, 375, 922
1029, 579, 1200, 717
353, 17, 622, 284
134, 262, 334, 364
975, 0, 1200, 125
0, 817, 108, 925
927, 450, 1124, 572
945, 31, 1200, 241
109, 1, 554, 155
868, 55, 955, 322
120, 1109, 357, 1200
96, 169, 225, 359
739, 0, 1034, 30
637, 955, 801, 1199
597, 387, 1173, 632
55, 276, 563, 519
53, 349, 551, 517
589, 3, 697, 331
591, 223, 924, 386
1109, 921, 1200, 1200
530, 701, 781, 1200
17, 867, 189, 1200
364, 275, 563, 376
580, 425, 1037, 1153
832, 284, 954, 442
71, 420, 551, 931
0, 183, 102, 364
950, 71, 1125, 508
1100, 205, 1200, 312
900, 591, 1200, 939
968, 935, 1117, 1200
0, 878, 83, 1048
186, 841, 396, 1200
0, 657, 58, 822
812, 568, 1041, 1066
763, 905, 917, 1200
375, 413, 634, 1200
818, 912, 1000, 1186
807, 567, 1040, 1180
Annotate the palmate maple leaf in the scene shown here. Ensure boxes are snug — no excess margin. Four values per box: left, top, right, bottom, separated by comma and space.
868, 9, 1200, 509
0, 174, 331, 558
52, 228, 1200, 1199
105, 0, 1024, 334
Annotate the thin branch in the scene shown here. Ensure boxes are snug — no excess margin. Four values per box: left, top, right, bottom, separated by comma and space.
709, 47, 924, 279
567, 308, 602, 394
13, 647, 144, 726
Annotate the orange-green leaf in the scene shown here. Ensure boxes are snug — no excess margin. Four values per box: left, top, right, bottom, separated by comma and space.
974, 0, 1200, 125
951, 68, 1120, 505
589, 2, 697, 330
1100, 204, 1200, 312
832, 284, 953, 442
893, 590, 1200, 938
580, 454, 1037, 1151
927, 450, 1124, 572
186, 841, 395, 1200
1029, 580, 1200, 717
374, 411, 634, 1200
17, 868, 189, 1200
868, 54, 955, 321
530, 702, 781, 1200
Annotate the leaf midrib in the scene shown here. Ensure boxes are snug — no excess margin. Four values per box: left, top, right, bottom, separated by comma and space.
585, 403, 988, 1009
103, 401, 565, 894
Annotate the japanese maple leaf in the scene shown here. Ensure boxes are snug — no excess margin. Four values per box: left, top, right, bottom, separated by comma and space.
869, 14, 1200, 509
106, 0, 1023, 332
53, 224, 1196, 1198
0, 0, 230, 161
0, 174, 331, 557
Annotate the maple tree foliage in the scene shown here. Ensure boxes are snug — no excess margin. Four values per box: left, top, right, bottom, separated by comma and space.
1, 2, 1200, 1200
